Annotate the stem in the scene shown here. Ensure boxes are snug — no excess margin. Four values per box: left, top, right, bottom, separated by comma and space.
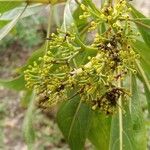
26, 0, 66, 4
45, 5, 53, 53
80, 22, 91, 36
74, 0, 80, 5
129, 72, 132, 113
73, 59, 78, 68
118, 70, 123, 150
75, 35, 87, 50
75, 35, 98, 53
68, 51, 79, 62
26, 0, 49, 4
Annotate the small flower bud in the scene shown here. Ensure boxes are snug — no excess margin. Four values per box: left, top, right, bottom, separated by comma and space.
79, 15, 84, 19
128, 8, 132, 12
100, 14, 105, 19
91, 21, 96, 26
107, 16, 112, 21
80, 4, 86, 10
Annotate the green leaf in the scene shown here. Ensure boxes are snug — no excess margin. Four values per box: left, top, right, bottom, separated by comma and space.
129, 4, 150, 47
130, 75, 147, 150
110, 104, 135, 150
0, 21, 9, 28
99, 23, 106, 34
132, 40, 150, 82
62, 0, 76, 32
132, 40, 150, 66
129, 4, 144, 18
0, 4, 27, 41
0, 75, 25, 91
22, 91, 36, 150
0, 4, 44, 21
73, 0, 88, 34
74, 48, 97, 67
134, 19, 150, 47
136, 61, 150, 96
0, 2, 22, 13
140, 59, 150, 80
88, 112, 111, 150
136, 60, 150, 115
144, 84, 150, 115
21, 90, 33, 107
57, 97, 92, 150
83, 0, 100, 14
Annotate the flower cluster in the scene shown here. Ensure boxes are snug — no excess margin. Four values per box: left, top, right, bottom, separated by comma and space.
24, 1, 139, 114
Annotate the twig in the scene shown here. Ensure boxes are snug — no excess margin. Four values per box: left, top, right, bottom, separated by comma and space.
118, 69, 123, 150
45, 5, 53, 53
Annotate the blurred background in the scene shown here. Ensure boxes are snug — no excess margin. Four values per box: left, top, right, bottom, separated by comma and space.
0, 0, 150, 150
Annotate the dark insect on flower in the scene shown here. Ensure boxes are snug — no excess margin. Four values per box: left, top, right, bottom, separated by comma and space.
97, 36, 118, 52
36, 93, 49, 109
38, 93, 49, 103
109, 36, 117, 48
105, 88, 124, 106
56, 84, 65, 92
115, 71, 127, 80
91, 87, 125, 114
104, 8, 110, 16
97, 42, 112, 51
63, 32, 70, 41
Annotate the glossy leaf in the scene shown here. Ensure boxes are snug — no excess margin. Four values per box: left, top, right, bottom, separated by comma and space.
144, 84, 150, 115
136, 61, 150, 116
22, 91, 36, 150
132, 40, 150, 90
73, 0, 88, 34
110, 104, 135, 150
57, 96, 92, 150
0, 2, 22, 13
88, 112, 111, 150
130, 4, 150, 47
136, 61, 150, 96
132, 40, 150, 66
128, 4, 144, 18
62, 0, 76, 32
137, 60, 150, 114
131, 75, 147, 150
27, 0, 66, 4
0, 75, 25, 91
21, 90, 33, 107
0, 21, 9, 28
0, 4, 44, 21
139, 59, 150, 81
0, 4, 27, 41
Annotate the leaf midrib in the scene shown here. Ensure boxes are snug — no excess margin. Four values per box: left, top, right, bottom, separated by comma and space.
68, 100, 82, 141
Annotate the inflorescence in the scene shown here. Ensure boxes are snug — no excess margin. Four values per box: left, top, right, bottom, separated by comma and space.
24, 0, 139, 114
